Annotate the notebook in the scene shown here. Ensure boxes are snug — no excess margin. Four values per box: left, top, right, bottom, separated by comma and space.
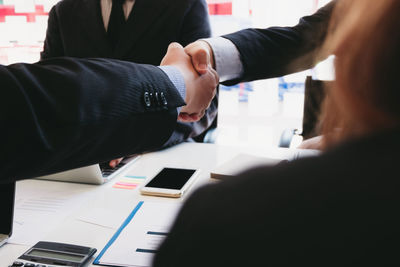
210, 154, 282, 180
36, 155, 140, 185
210, 149, 320, 180
0, 182, 15, 247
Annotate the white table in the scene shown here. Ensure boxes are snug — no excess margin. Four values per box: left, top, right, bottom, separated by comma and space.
0, 142, 304, 266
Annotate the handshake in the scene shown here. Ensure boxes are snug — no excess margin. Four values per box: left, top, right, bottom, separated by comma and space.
160, 41, 217, 122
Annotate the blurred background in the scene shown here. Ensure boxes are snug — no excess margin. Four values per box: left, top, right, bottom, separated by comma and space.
0, 0, 334, 148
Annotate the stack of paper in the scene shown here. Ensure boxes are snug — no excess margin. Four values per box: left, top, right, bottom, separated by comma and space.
210, 153, 283, 180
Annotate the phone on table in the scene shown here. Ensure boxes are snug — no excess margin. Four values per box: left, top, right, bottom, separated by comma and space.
139, 167, 199, 198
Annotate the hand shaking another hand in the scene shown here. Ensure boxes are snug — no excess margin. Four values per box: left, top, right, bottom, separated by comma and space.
184, 40, 215, 75
160, 42, 218, 122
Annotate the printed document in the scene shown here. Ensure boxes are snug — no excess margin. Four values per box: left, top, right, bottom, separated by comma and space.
94, 201, 182, 267
9, 179, 96, 245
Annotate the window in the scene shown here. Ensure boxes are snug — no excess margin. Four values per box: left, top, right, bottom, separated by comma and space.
207, 0, 334, 147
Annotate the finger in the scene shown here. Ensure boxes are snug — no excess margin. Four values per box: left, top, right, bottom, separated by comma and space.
168, 42, 184, 51
203, 67, 218, 99
185, 41, 211, 75
198, 110, 205, 119
209, 66, 220, 85
109, 160, 116, 168
189, 113, 200, 122
110, 158, 123, 168
179, 114, 199, 123
190, 111, 204, 122
178, 116, 195, 122
109, 158, 123, 168
178, 113, 191, 122
178, 116, 193, 122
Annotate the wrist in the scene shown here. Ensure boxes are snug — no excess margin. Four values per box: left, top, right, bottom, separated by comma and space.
202, 37, 243, 82
158, 65, 186, 103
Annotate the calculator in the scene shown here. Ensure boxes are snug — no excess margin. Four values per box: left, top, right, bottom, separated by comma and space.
10, 241, 97, 267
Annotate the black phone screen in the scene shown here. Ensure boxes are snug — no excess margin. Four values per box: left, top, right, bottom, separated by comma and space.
145, 168, 196, 190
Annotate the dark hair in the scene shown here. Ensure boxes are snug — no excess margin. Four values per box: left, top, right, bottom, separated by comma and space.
320, 0, 400, 148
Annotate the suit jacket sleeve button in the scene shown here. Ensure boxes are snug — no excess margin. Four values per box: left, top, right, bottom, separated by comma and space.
154, 92, 161, 106
144, 92, 151, 107
160, 92, 168, 106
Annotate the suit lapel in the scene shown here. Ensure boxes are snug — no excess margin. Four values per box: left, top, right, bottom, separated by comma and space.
113, 0, 168, 59
78, 0, 112, 56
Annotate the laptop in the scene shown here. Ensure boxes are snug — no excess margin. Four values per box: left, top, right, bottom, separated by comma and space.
36, 155, 140, 185
0, 182, 15, 247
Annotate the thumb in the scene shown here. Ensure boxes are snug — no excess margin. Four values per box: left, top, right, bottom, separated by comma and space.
160, 42, 185, 65
167, 42, 184, 54
191, 48, 209, 75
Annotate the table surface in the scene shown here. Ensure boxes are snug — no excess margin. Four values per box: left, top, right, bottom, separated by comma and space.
0, 142, 304, 266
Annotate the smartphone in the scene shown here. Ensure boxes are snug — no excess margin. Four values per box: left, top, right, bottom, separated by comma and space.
139, 167, 199, 198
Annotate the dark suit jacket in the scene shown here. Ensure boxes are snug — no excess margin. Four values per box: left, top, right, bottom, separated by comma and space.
1, 57, 184, 183
41, 0, 211, 65
222, 1, 336, 86
153, 127, 400, 266
41, 0, 216, 145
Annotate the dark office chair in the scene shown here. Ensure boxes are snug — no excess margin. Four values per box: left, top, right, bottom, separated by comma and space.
279, 76, 330, 147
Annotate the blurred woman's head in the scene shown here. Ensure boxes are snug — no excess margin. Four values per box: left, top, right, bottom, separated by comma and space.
321, 0, 400, 148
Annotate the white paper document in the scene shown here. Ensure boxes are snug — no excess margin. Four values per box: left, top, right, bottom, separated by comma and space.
94, 201, 182, 267
77, 206, 124, 229
9, 179, 96, 245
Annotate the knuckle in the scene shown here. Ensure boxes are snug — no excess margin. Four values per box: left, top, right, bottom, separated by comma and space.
169, 42, 182, 50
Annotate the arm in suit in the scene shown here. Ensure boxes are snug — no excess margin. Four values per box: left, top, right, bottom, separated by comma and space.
0, 57, 184, 183
222, 1, 336, 85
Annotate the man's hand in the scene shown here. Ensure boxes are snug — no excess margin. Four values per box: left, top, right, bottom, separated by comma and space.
161, 42, 218, 122
109, 157, 123, 168
298, 135, 324, 150
184, 40, 215, 75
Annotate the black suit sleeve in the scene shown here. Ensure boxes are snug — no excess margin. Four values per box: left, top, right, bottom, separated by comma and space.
222, 1, 336, 85
0, 58, 184, 183
41, 6, 64, 60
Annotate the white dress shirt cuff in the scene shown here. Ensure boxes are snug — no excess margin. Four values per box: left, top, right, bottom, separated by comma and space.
202, 37, 244, 82
158, 66, 186, 113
